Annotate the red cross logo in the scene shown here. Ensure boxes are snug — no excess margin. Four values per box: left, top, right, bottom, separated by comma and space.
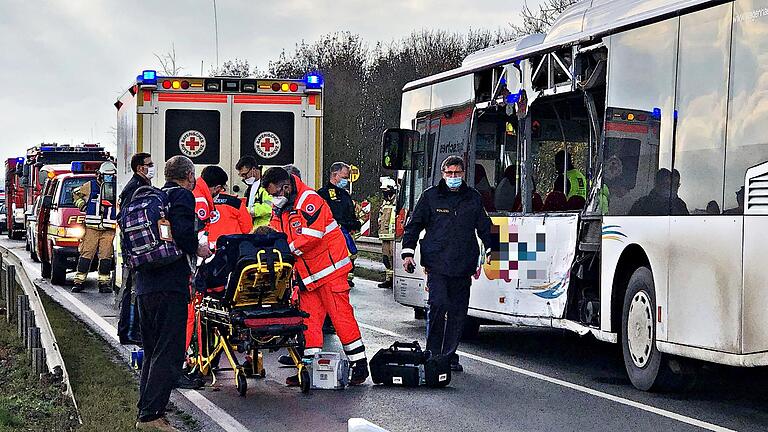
185, 136, 200, 151
260, 137, 275, 152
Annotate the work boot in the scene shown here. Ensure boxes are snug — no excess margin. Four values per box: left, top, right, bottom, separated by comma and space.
71, 283, 85, 293
97, 259, 113, 293
348, 279, 355, 288
450, 353, 463, 372
98, 283, 112, 294
377, 279, 393, 289
349, 359, 369, 385
135, 417, 179, 432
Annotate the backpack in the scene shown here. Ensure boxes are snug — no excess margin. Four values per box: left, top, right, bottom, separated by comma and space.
120, 186, 184, 270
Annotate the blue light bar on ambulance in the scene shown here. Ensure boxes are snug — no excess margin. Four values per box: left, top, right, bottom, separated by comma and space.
305, 72, 323, 89
40, 146, 56, 151
16, 157, 23, 163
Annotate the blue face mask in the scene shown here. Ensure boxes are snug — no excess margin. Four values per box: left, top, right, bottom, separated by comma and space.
445, 177, 463, 189
337, 178, 349, 189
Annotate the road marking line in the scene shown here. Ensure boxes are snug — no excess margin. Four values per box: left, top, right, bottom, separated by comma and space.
44, 282, 249, 432
358, 322, 735, 432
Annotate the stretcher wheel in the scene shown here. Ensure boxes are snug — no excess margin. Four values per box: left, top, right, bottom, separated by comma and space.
300, 368, 310, 394
236, 371, 248, 397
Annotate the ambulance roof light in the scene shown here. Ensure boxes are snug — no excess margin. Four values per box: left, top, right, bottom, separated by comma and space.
138, 69, 158, 88
71, 161, 86, 173
305, 72, 323, 89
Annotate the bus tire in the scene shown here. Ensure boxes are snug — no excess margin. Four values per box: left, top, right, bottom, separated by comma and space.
414, 307, 426, 320
50, 250, 66, 285
621, 266, 688, 392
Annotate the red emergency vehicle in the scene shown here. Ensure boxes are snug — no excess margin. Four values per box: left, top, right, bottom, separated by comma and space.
9, 144, 112, 244
32, 162, 104, 284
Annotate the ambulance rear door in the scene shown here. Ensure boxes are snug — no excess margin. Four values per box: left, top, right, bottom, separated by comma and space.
153, 92, 232, 180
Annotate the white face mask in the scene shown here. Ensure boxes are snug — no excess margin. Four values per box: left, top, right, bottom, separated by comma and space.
244, 176, 256, 186
145, 165, 155, 180
272, 195, 288, 208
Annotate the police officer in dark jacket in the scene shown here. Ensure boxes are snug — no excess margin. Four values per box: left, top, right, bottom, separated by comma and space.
317, 161, 362, 288
402, 155, 494, 372
134, 155, 211, 431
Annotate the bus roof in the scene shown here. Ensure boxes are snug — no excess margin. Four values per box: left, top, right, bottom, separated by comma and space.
403, 0, 725, 91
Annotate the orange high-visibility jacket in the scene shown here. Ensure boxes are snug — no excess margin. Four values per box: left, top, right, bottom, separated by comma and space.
208, 192, 252, 248
193, 177, 215, 234
270, 175, 352, 291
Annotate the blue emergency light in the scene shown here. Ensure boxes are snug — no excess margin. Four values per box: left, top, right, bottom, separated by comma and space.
138, 69, 158, 86
506, 91, 522, 104
71, 161, 86, 173
16, 157, 23, 163
40, 146, 56, 151
652, 107, 662, 120
305, 72, 323, 89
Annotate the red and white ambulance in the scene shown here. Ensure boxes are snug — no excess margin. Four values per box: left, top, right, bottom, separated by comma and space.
115, 70, 325, 192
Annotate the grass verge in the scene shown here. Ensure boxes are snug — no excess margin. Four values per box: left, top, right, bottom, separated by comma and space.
40, 291, 139, 431
0, 312, 78, 431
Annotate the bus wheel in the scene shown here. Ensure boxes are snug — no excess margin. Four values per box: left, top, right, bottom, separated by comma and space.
414, 308, 426, 320
621, 266, 688, 392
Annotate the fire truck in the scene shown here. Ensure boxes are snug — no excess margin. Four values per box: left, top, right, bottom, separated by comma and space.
6, 144, 112, 244
115, 70, 325, 192
29, 162, 104, 284
5, 157, 25, 239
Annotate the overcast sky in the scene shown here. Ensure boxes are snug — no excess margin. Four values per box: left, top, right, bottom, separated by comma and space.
0, 0, 535, 163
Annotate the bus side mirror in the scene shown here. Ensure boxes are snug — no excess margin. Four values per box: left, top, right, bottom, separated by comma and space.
41, 196, 53, 210
382, 128, 418, 170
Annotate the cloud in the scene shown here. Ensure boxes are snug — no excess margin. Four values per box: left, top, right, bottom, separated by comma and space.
0, 0, 530, 162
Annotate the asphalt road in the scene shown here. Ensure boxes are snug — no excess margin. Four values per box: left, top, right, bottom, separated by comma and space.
4, 237, 767, 432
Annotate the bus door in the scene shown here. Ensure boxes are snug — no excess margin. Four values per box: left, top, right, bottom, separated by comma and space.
153, 93, 232, 181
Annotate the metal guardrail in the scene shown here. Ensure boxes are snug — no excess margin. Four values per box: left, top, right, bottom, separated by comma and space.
356, 236, 382, 254
0, 247, 79, 421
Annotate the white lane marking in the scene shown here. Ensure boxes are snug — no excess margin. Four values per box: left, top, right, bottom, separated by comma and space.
348, 418, 389, 432
358, 323, 735, 432
46, 283, 249, 432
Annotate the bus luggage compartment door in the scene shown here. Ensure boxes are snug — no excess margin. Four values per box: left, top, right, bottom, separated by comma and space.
742, 162, 768, 355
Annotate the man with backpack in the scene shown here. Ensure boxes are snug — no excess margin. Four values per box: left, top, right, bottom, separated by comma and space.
116, 153, 154, 346
126, 155, 210, 431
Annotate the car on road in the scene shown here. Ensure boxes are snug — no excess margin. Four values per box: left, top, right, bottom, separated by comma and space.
0, 203, 6, 234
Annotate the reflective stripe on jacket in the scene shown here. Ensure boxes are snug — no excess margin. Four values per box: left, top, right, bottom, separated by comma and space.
77, 179, 117, 230
270, 175, 352, 290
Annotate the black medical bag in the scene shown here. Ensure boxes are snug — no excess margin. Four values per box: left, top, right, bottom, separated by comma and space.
370, 341, 451, 387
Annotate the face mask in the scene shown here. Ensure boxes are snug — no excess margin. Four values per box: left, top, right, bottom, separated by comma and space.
272, 195, 288, 208
445, 177, 463, 189
244, 176, 256, 186
337, 178, 349, 189
145, 165, 155, 180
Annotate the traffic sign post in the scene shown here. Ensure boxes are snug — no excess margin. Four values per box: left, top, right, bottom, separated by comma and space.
349, 165, 360, 194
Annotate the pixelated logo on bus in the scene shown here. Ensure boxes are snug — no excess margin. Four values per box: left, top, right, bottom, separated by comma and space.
481, 219, 548, 282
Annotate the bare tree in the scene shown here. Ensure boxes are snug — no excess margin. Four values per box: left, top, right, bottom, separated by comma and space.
210, 58, 253, 77
154, 43, 183, 75
511, 0, 579, 36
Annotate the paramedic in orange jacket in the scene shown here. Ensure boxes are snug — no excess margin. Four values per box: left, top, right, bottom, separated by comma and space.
208, 191, 252, 249
261, 167, 369, 386
181, 166, 227, 389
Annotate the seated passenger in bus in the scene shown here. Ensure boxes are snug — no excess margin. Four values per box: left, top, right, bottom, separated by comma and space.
512, 191, 543, 213
474, 164, 495, 211
553, 150, 587, 202
543, 191, 568, 212
706, 200, 721, 215
629, 168, 689, 216
723, 186, 745, 215
494, 165, 516, 211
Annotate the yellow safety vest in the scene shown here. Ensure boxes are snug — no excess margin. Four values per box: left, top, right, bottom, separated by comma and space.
566, 169, 587, 200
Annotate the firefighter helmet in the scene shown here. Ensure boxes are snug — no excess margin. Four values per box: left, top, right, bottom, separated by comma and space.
98, 162, 117, 175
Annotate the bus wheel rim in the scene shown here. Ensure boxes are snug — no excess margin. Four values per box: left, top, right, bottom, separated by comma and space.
627, 291, 653, 368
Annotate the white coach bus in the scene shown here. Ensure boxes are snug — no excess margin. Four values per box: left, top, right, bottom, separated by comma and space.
382, 0, 768, 391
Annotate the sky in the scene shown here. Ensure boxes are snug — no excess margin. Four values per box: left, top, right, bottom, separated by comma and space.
0, 0, 535, 163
